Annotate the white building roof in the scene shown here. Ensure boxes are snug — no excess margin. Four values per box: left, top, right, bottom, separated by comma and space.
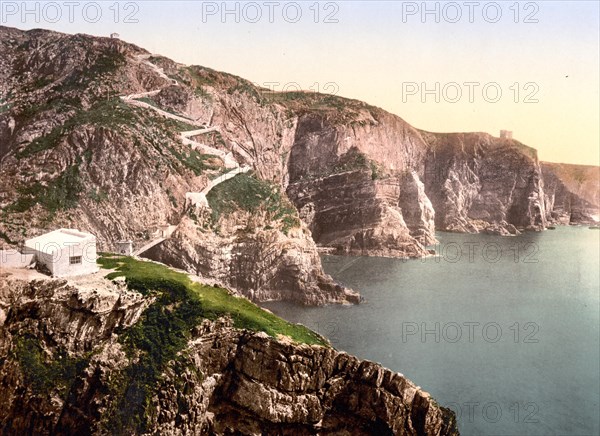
25, 229, 96, 253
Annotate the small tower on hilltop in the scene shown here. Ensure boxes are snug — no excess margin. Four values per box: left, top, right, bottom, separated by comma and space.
500, 130, 513, 139
110, 33, 120, 39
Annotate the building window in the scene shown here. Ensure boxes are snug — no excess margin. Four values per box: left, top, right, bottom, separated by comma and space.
69, 256, 82, 265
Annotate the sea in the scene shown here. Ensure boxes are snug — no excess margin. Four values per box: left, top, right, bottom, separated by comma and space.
262, 227, 600, 435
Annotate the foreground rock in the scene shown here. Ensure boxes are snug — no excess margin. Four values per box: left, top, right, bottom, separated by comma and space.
0, 275, 458, 435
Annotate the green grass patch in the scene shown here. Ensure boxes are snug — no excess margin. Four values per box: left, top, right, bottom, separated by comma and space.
169, 148, 221, 176
17, 98, 135, 159
97, 254, 326, 345
0, 102, 12, 114
332, 147, 370, 174
7, 165, 83, 213
88, 188, 109, 203
97, 253, 326, 433
14, 335, 90, 397
207, 173, 300, 234
134, 96, 158, 107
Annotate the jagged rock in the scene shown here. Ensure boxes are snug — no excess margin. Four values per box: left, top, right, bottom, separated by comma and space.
147, 216, 359, 305
0, 276, 148, 353
421, 132, 548, 233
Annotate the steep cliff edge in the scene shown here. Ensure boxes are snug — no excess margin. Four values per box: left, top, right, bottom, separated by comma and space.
0, 262, 458, 435
421, 132, 547, 234
282, 96, 547, 253
284, 105, 434, 257
541, 162, 599, 224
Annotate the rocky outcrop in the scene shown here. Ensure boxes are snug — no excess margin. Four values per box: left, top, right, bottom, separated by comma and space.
288, 169, 430, 257
0, 275, 148, 353
0, 274, 148, 433
541, 162, 599, 224
154, 319, 458, 435
147, 216, 360, 305
421, 132, 547, 233
0, 275, 458, 435
399, 170, 436, 245
285, 110, 433, 257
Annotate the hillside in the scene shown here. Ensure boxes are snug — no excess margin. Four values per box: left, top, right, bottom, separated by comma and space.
0, 26, 357, 305
0, 25, 597, 307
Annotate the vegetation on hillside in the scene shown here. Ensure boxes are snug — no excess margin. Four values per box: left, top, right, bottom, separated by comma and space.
17, 98, 136, 159
7, 165, 83, 214
207, 172, 301, 234
263, 90, 379, 124
14, 335, 90, 398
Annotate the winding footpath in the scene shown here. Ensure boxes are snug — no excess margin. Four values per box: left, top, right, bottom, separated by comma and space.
121, 54, 251, 254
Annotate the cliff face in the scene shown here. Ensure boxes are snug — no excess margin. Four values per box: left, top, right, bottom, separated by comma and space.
285, 109, 547, 252
421, 132, 547, 234
541, 162, 599, 224
0, 273, 458, 435
147, 215, 360, 306
285, 109, 434, 257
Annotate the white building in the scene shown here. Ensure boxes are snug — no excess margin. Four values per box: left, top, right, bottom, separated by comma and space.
115, 240, 133, 255
23, 229, 99, 277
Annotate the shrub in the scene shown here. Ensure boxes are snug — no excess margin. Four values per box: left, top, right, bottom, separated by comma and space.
207, 173, 300, 234
14, 335, 90, 397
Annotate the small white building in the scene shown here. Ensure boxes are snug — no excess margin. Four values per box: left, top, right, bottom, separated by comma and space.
500, 130, 513, 139
115, 240, 133, 255
110, 32, 120, 39
24, 229, 99, 277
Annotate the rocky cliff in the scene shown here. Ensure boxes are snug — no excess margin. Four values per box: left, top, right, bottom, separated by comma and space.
420, 132, 547, 235
284, 103, 547, 249
0, 266, 458, 435
541, 162, 599, 224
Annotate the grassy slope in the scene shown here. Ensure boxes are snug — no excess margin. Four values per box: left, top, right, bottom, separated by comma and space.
97, 254, 327, 346
97, 253, 327, 432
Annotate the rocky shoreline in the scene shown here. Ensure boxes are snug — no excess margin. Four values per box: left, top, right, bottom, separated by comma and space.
0, 272, 458, 435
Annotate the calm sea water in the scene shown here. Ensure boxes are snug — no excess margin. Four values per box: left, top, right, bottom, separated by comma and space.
262, 227, 600, 435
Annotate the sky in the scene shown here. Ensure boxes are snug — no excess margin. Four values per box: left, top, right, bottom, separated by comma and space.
1, 0, 599, 165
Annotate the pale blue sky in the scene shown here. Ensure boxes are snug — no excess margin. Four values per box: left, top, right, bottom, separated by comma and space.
2, 1, 598, 165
